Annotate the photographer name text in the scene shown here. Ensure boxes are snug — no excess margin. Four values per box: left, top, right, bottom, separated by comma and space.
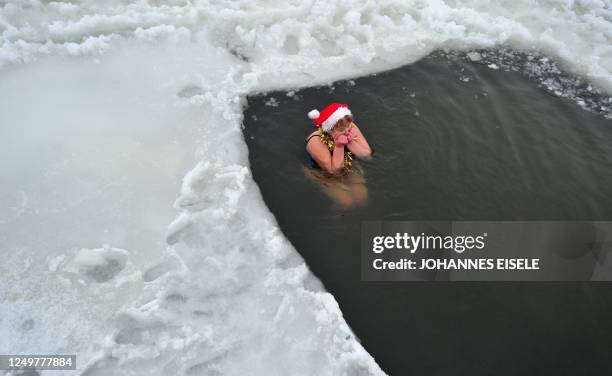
371, 233, 540, 271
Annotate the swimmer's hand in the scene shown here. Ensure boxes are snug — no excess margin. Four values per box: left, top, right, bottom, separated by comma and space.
333, 133, 349, 146
346, 127, 357, 143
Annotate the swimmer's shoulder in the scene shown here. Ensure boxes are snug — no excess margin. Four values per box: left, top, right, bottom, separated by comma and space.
305, 130, 321, 143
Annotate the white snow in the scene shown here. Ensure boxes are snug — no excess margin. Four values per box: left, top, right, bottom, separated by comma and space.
1, 0, 611, 375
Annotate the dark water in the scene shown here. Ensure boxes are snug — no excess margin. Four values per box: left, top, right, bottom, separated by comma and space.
243, 52, 612, 375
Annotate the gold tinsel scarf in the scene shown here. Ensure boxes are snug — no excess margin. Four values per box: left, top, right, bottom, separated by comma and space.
318, 127, 353, 173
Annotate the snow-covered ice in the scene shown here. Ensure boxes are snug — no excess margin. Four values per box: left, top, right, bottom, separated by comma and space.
1, 0, 611, 374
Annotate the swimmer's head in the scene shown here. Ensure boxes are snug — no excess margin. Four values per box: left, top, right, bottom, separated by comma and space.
331, 114, 353, 134
307, 103, 352, 132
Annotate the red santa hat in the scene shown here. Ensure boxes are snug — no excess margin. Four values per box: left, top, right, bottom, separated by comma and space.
307, 103, 352, 132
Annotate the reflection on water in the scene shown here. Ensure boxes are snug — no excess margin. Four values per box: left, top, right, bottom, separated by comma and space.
302, 164, 368, 210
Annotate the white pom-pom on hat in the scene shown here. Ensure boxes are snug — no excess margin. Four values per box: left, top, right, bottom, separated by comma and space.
307, 109, 320, 120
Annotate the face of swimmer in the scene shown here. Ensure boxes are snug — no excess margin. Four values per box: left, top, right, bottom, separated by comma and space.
330, 115, 354, 136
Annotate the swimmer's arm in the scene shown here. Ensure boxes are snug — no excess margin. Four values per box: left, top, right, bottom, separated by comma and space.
330, 144, 346, 173
307, 138, 345, 174
347, 124, 372, 159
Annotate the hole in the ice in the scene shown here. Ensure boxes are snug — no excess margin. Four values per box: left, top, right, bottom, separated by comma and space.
242, 49, 612, 376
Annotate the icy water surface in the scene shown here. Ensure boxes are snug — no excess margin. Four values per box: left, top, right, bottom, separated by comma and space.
244, 52, 612, 375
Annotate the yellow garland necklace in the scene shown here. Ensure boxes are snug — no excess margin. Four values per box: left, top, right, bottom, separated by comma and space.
318, 127, 353, 173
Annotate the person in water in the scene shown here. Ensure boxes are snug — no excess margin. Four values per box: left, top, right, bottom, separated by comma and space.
305, 103, 372, 174
304, 103, 372, 208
